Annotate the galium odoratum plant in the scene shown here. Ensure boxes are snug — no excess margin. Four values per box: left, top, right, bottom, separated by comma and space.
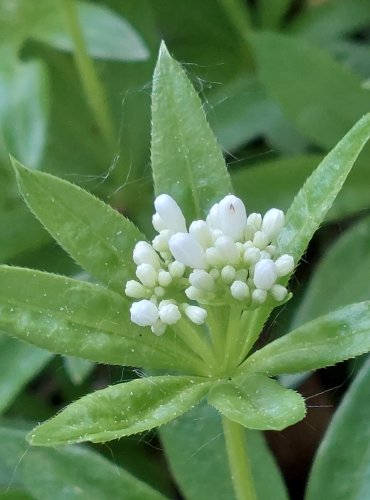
3, 43, 370, 500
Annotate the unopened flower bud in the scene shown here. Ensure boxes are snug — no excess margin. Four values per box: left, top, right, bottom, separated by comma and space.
151, 320, 166, 336
136, 263, 157, 288
159, 302, 181, 324
215, 235, 240, 264
152, 213, 166, 232
253, 231, 268, 250
125, 280, 149, 299
189, 220, 212, 248
169, 233, 208, 269
253, 259, 277, 290
152, 230, 171, 252
168, 260, 185, 278
185, 286, 205, 301
243, 247, 260, 265
247, 213, 262, 231
218, 195, 247, 241
230, 280, 250, 301
252, 289, 267, 305
262, 209, 285, 241
270, 284, 288, 302
158, 270, 172, 287
130, 300, 158, 326
205, 247, 224, 267
189, 270, 215, 291
183, 305, 207, 325
206, 203, 220, 229
133, 241, 160, 269
154, 194, 187, 232
275, 255, 294, 276
221, 265, 236, 284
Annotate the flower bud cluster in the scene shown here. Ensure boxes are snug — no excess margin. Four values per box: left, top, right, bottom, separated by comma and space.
125, 194, 294, 335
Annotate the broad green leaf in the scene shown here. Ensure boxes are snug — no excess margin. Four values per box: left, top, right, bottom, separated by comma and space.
0, 57, 49, 167
28, 376, 211, 445
160, 403, 288, 500
209, 374, 305, 430
277, 114, 370, 266
31, 1, 149, 61
232, 154, 370, 223
257, 0, 292, 29
64, 356, 94, 385
251, 32, 370, 149
306, 357, 370, 500
151, 42, 232, 222
0, 426, 167, 500
292, 216, 370, 328
291, 0, 370, 43
0, 334, 51, 413
12, 159, 144, 293
0, 266, 205, 374
242, 301, 370, 376
0, 492, 34, 499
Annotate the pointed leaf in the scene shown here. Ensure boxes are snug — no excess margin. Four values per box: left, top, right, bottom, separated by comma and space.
277, 114, 370, 266
0, 266, 204, 374
160, 403, 288, 500
209, 374, 305, 431
12, 159, 144, 293
151, 42, 232, 221
0, 426, 167, 500
31, 1, 149, 61
28, 376, 211, 446
242, 301, 370, 376
306, 358, 370, 500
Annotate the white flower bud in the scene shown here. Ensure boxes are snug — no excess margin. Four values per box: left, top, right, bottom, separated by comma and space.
168, 260, 185, 278
152, 213, 166, 232
154, 286, 165, 297
125, 280, 149, 299
252, 289, 267, 305
205, 247, 224, 267
133, 241, 160, 269
189, 270, 215, 291
235, 269, 248, 281
154, 194, 187, 232
218, 195, 247, 241
247, 213, 262, 231
266, 245, 276, 257
169, 233, 207, 269
253, 231, 268, 250
253, 259, 277, 290
260, 250, 271, 260
215, 236, 240, 264
189, 220, 212, 248
209, 268, 220, 280
152, 230, 171, 252
158, 270, 172, 287
130, 300, 158, 326
136, 263, 157, 288
275, 255, 294, 276
151, 320, 167, 336
261, 209, 285, 241
185, 286, 206, 301
221, 265, 236, 284
270, 284, 288, 302
206, 203, 220, 229
183, 305, 207, 325
230, 280, 250, 301
159, 302, 181, 324
243, 247, 260, 265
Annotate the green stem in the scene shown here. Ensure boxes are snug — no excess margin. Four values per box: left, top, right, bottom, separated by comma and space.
60, 0, 115, 145
222, 416, 257, 500
224, 305, 243, 371
206, 306, 227, 366
174, 319, 215, 372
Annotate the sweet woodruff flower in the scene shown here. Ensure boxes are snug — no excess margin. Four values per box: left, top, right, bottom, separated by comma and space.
125, 194, 294, 335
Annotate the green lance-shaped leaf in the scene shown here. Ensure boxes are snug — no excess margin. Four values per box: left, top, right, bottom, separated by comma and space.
208, 374, 305, 431
28, 375, 211, 446
151, 42, 232, 222
0, 426, 167, 500
241, 301, 370, 376
277, 113, 370, 267
0, 266, 204, 374
306, 357, 370, 500
12, 159, 144, 293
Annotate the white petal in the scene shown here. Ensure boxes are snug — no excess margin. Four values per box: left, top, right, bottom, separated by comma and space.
206, 203, 220, 229
215, 235, 240, 264
218, 195, 247, 241
136, 263, 157, 288
253, 259, 277, 290
169, 233, 207, 269
130, 300, 158, 326
154, 194, 187, 232
261, 209, 285, 241
133, 241, 160, 269
152, 213, 166, 232
189, 220, 212, 248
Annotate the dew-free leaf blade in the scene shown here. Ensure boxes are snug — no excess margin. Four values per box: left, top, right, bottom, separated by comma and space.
209, 374, 305, 431
28, 376, 211, 446
0, 266, 204, 374
160, 403, 288, 500
151, 42, 232, 221
277, 114, 370, 266
12, 159, 144, 293
306, 357, 370, 500
242, 301, 370, 376
0, 426, 167, 500
31, 1, 149, 61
